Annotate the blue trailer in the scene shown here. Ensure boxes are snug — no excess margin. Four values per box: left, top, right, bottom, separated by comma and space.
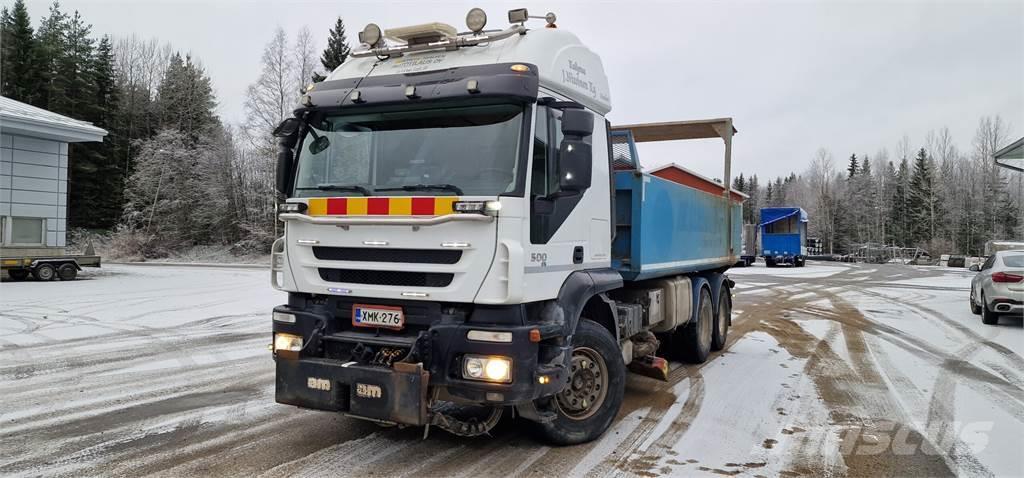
760, 207, 808, 267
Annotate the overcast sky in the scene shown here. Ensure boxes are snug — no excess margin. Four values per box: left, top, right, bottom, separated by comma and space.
23, 0, 1024, 180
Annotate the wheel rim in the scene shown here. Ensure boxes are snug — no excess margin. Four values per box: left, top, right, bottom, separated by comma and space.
38, 267, 53, 280
699, 292, 713, 351
556, 346, 608, 421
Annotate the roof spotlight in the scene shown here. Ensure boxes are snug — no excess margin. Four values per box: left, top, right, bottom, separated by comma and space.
359, 23, 382, 47
508, 8, 528, 24
466, 8, 487, 33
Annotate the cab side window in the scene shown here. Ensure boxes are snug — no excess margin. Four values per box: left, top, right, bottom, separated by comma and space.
530, 104, 585, 245
530, 106, 562, 199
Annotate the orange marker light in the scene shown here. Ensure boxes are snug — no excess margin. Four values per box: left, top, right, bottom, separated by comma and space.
529, 328, 541, 342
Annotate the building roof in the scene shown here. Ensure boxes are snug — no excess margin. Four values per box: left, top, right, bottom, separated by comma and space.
0, 95, 107, 143
994, 136, 1023, 172
646, 162, 748, 202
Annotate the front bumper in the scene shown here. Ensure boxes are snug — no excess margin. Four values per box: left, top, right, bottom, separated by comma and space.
272, 296, 568, 425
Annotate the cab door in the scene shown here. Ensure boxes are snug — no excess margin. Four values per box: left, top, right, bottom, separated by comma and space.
522, 102, 611, 302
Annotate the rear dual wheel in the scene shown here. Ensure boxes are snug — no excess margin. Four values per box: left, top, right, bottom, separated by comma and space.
711, 288, 731, 351
677, 287, 714, 363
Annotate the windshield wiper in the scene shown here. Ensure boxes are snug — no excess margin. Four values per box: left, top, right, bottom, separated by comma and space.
376, 184, 465, 195
295, 184, 373, 196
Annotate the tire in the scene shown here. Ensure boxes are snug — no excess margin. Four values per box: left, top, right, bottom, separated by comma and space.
969, 287, 982, 315
711, 288, 731, 351
795, 258, 805, 267
58, 264, 78, 281
981, 294, 999, 325
7, 269, 29, 281
536, 318, 625, 446
765, 258, 775, 268
32, 263, 56, 281
676, 286, 713, 363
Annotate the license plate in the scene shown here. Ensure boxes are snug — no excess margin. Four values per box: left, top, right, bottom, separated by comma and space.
352, 304, 404, 329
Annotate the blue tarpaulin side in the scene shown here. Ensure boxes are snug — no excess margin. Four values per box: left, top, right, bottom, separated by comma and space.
759, 207, 808, 227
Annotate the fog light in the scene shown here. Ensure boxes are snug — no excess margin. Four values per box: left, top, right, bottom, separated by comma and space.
273, 333, 303, 353
462, 355, 512, 383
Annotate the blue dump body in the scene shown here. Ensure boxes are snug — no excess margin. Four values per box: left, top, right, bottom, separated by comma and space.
759, 207, 808, 258
612, 171, 743, 281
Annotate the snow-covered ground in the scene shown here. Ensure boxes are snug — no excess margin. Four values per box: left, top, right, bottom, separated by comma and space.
0, 262, 1021, 477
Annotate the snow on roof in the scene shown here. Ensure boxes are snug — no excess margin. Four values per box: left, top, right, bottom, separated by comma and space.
0, 95, 107, 143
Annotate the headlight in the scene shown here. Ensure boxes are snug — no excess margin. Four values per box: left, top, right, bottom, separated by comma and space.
462, 355, 512, 383
278, 202, 307, 214
453, 200, 501, 216
273, 333, 303, 353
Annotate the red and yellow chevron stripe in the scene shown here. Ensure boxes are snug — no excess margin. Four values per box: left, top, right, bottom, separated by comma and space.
306, 197, 459, 216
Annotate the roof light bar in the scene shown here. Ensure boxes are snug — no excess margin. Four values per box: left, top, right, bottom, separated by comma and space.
466, 8, 487, 33
351, 23, 525, 58
359, 23, 383, 48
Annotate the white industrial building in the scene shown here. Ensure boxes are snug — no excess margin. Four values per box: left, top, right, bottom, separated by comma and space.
0, 96, 107, 254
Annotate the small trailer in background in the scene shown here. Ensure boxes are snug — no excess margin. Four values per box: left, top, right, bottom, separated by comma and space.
1, 252, 100, 281
760, 207, 808, 267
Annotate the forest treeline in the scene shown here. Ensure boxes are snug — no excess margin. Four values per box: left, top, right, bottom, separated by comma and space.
2, 1, 1019, 258
1, 0, 350, 256
734, 119, 1020, 256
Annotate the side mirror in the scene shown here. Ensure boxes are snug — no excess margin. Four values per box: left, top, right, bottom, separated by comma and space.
556, 139, 592, 192
309, 135, 331, 155
968, 264, 980, 272
275, 139, 293, 197
561, 108, 594, 137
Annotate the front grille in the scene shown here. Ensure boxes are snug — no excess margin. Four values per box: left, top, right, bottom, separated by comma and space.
318, 268, 454, 287
312, 246, 461, 264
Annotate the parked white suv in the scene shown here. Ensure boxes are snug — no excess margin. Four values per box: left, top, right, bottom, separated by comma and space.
969, 250, 1024, 325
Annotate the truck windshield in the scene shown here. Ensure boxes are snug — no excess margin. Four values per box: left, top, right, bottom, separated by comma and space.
292, 103, 525, 197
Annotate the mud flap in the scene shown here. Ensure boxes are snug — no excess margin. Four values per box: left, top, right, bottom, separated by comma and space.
628, 355, 670, 381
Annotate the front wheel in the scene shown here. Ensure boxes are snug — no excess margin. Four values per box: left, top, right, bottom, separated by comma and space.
536, 318, 625, 446
969, 287, 982, 315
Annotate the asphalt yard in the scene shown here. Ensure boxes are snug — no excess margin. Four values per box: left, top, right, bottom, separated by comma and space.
1, 261, 1021, 477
